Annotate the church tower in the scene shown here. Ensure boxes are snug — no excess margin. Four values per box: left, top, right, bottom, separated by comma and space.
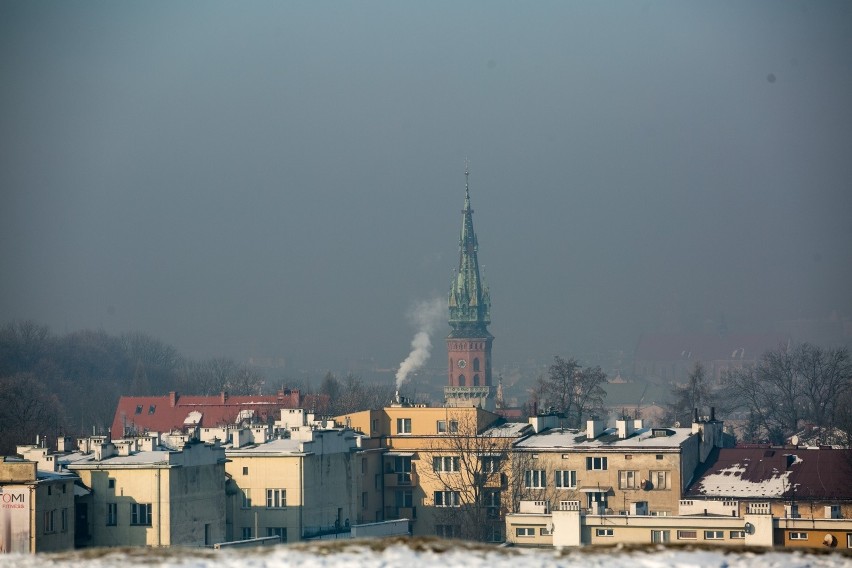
445, 164, 494, 410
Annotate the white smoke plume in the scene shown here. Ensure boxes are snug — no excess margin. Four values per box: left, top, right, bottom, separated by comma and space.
395, 297, 446, 391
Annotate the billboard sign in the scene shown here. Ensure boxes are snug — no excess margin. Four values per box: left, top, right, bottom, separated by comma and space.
0, 486, 29, 553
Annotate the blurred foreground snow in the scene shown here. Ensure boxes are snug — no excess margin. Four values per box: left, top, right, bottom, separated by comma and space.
2, 539, 850, 568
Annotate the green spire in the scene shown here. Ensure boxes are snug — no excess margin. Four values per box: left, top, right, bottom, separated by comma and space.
448, 163, 491, 337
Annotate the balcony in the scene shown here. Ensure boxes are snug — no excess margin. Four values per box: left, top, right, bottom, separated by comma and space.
482, 472, 507, 488
384, 471, 419, 487
385, 506, 417, 520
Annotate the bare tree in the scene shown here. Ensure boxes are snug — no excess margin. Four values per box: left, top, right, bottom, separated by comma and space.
663, 361, 712, 426
418, 412, 517, 542
539, 356, 607, 428
0, 373, 64, 454
723, 343, 852, 444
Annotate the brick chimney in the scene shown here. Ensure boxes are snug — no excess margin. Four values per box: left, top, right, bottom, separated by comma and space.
169, 391, 178, 407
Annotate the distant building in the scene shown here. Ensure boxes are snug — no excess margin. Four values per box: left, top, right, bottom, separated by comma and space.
445, 166, 495, 410
632, 332, 789, 383
110, 389, 326, 438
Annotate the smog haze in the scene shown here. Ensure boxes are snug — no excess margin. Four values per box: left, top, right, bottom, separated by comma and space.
2, 2, 851, 371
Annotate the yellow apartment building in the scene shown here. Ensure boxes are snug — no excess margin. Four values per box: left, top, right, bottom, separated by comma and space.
511, 414, 724, 518
224, 426, 362, 542
337, 402, 528, 542
62, 436, 226, 548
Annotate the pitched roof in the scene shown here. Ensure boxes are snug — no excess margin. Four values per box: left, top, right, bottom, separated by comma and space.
110, 390, 327, 437
686, 447, 852, 501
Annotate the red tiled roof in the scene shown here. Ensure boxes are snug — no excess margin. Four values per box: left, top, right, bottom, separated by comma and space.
686, 447, 852, 501
110, 390, 328, 437
634, 333, 789, 362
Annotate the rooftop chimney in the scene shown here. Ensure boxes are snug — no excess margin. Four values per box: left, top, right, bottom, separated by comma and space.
169, 391, 178, 407
586, 417, 605, 439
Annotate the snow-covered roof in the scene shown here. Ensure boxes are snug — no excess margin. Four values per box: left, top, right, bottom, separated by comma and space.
687, 447, 852, 500
482, 422, 531, 438
514, 426, 694, 450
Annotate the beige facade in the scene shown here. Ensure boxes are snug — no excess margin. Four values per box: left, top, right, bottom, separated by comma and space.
512, 416, 721, 518
506, 499, 852, 549
63, 437, 226, 548
0, 456, 76, 553
336, 405, 513, 541
225, 427, 362, 542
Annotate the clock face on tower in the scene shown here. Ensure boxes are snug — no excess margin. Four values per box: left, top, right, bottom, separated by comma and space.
457, 359, 467, 369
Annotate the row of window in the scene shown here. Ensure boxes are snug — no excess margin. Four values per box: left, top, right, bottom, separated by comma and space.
105, 503, 152, 526
523, 469, 671, 490
43, 509, 69, 534
241, 489, 288, 509
516, 529, 748, 542
439, 524, 502, 542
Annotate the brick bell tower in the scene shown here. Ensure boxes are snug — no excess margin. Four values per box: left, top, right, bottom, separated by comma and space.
445, 163, 494, 410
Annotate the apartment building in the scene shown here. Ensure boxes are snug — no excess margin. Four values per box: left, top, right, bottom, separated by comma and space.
684, 446, 852, 547
224, 422, 362, 542
512, 412, 724, 518
0, 454, 76, 553
58, 435, 227, 548
336, 401, 519, 541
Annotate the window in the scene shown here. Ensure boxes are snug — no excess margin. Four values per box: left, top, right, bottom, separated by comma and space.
48, 485, 52, 496
586, 492, 607, 510
555, 470, 577, 488
241, 527, 253, 540
61, 508, 68, 532
656, 454, 663, 460
730, 531, 745, 539
130, 503, 152, 526
106, 503, 117, 526
433, 456, 460, 472
484, 490, 500, 518
108, 478, 115, 489
396, 418, 411, 434
437, 420, 459, 434
525, 469, 546, 489
394, 456, 412, 484
395, 489, 413, 508
135, 405, 143, 414
242, 466, 249, 475
677, 530, 697, 540
789, 532, 808, 540
847, 533, 852, 548
361, 458, 367, 474
652, 530, 670, 543
540, 526, 552, 536
148, 404, 156, 414
241, 489, 252, 509
436, 524, 459, 538
482, 456, 501, 473
596, 528, 614, 537
44, 510, 55, 534
266, 527, 286, 542
586, 456, 608, 470
650, 470, 670, 490
473, 358, 480, 371
705, 530, 724, 540
375, 473, 382, 490
619, 470, 638, 489
266, 489, 286, 508
434, 491, 460, 507
516, 527, 535, 537
362, 492, 368, 510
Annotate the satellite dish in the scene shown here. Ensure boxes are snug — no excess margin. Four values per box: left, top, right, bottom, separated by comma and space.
744, 522, 753, 534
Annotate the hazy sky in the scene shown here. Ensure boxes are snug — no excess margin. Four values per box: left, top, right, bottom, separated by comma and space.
2, 2, 851, 371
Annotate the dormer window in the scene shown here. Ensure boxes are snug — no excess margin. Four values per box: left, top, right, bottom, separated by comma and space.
135, 405, 143, 415
148, 405, 156, 414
